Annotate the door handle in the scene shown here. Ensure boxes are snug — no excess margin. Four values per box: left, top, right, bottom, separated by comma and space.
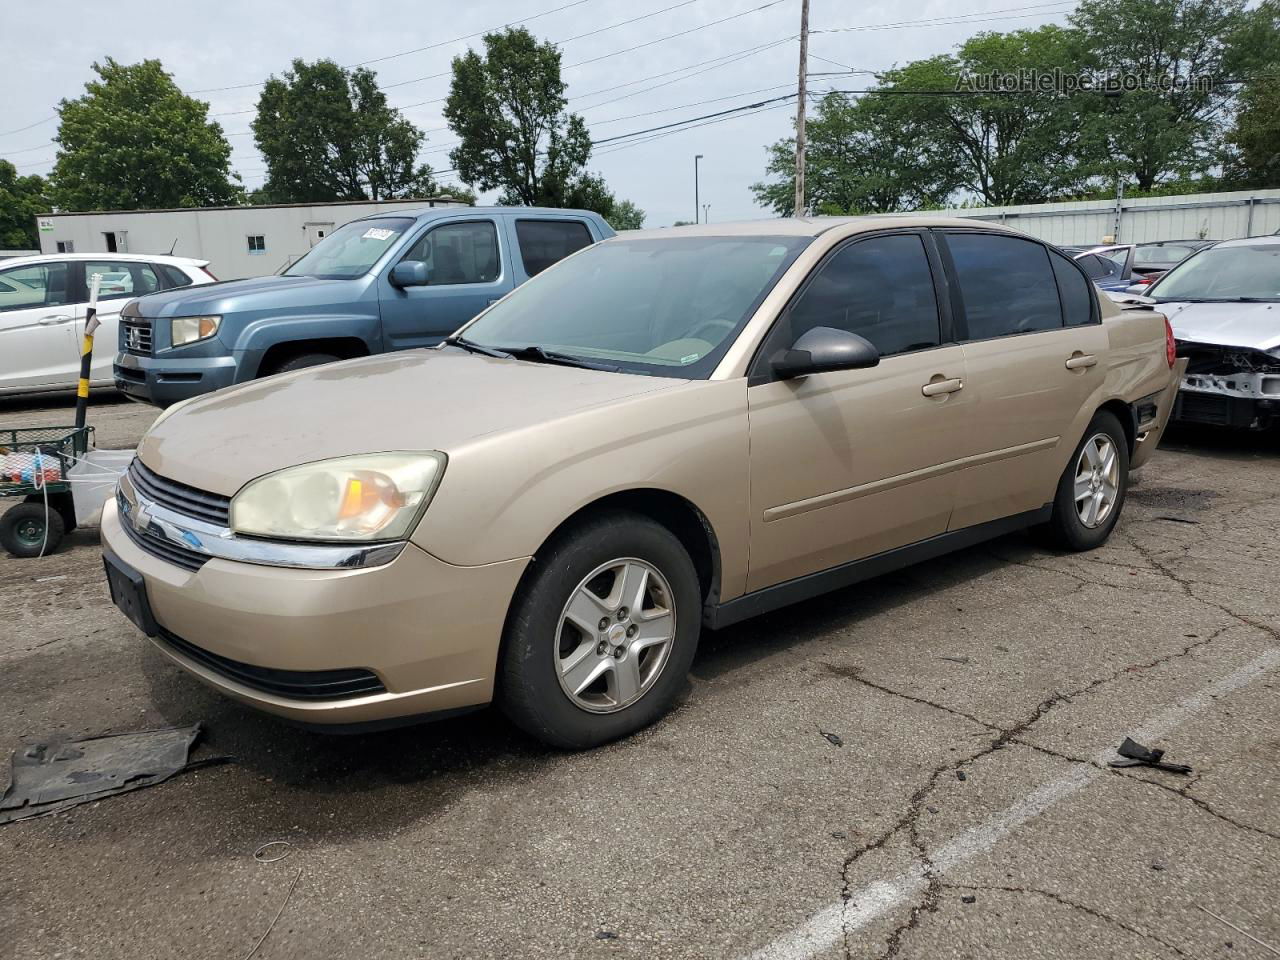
921, 377, 963, 397
1065, 354, 1097, 370
38, 315, 73, 325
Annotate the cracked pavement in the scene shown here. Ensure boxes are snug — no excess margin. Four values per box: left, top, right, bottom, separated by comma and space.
1, 395, 1278, 960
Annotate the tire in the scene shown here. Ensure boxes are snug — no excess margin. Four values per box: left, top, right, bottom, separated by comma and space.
1041, 410, 1129, 551
0, 502, 66, 558
268, 352, 341, 375
498, 511, 702, 749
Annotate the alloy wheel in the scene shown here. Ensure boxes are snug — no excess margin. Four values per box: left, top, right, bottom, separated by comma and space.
1074, 433, 1119, 528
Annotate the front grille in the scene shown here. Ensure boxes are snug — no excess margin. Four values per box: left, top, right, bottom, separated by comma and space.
129, 459, 231, 527
120, 509, 208, 572
120, 317, 153, 356
157, 628, 386, 700
1175, 391, 1232, 426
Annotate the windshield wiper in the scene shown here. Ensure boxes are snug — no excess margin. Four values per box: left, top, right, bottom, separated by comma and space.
441, 335, 512, 359
501, 345, 620, 372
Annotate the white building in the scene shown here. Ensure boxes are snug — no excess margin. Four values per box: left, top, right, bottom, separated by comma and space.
35, 196, 469, 280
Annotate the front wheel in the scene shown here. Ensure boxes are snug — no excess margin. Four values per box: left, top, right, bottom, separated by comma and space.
1041, 410, 1129, 551
498, 512, 702, 749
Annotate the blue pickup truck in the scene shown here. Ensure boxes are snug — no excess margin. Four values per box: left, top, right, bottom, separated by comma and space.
114, 206, 614, 405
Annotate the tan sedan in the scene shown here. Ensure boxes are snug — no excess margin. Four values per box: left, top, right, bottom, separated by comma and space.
102, 218, 1182, 748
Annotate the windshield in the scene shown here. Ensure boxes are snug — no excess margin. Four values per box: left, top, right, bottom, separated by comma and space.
1149, 243, 1280, 302
460, 235, 810, 378
283, 217, 414, 279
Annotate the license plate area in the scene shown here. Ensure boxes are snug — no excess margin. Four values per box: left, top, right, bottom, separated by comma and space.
103, 548, 159, 636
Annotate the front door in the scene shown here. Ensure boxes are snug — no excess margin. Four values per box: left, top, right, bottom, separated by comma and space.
0, 260, 77, 390
378, 217, 512, 350
746, 232, 972, 593
938, 231, 1110, 529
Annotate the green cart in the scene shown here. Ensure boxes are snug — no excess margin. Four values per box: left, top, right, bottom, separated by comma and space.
0, 425, 95, 558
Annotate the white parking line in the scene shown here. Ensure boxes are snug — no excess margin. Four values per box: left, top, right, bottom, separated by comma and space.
744, 647, 1280, 960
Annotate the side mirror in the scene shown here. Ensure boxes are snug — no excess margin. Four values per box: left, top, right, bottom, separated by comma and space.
772, 326, 880, 380
389, 261, 428, 288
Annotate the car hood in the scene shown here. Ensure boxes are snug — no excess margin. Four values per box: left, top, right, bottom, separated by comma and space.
137, 349, 683, 497
130, 274, 364, 318
1162, 300, 1280, 352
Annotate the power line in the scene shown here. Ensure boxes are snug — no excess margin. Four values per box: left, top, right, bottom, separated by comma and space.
0, 115, 57, 139
814, 0, 1074, 33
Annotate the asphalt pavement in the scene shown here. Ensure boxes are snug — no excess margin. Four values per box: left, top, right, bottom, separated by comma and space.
1, 392, 1277, 960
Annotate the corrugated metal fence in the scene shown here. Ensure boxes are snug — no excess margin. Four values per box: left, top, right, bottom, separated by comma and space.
888, 188, 1280, 246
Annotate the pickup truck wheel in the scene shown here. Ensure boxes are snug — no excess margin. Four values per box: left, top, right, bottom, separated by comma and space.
1, 502, 65, 558
1042, 410, 1129, 551
498, 512, 702, 749
268, 352, 341, 375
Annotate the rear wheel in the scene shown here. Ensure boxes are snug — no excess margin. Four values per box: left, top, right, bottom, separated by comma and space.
499, 512, 702, 749
1042, 410, 1129, 551
0, 502, 65, 558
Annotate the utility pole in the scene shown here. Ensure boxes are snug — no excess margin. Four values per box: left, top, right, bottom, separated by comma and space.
694, 154, 704, 223
793, 0, 810, 218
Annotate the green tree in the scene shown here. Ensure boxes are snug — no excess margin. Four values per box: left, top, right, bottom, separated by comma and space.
607, 199, 646, 230
444, 28, 610, 214
50, 58, 240, 211
254, 59, 444, 203
752, 91, 961, 216
0, 162, 50, 248
1070, 0, 1246, 190
1223, 0, 1280, 186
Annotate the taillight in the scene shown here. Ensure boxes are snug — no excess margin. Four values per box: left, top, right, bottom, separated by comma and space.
1164, 316, 1176, 368
1135, 274, 1155, 285
203, 268, 219, 281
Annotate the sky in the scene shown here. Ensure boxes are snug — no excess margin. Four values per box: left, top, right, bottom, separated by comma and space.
0, 0, 1078, 228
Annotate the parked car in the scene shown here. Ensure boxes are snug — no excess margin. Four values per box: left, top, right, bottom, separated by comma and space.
1144, 235, 1280, 430
1065, 244, 1135, 291
1126, 239, 1216, 288
102, 218, 1181, 748
113, 207, 615, 406
0, 253, 214, 397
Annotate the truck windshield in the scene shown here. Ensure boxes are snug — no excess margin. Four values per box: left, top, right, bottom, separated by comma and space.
283, 218, 414, 279
460, 235, 810, 379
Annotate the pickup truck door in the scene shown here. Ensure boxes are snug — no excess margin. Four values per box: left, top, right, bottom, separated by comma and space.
0, 260, 78, 391
938, 231, 1110, 530
378, 215, 513, 350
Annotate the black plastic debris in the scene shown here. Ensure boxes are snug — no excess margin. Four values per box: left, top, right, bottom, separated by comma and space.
961, 895, 977, 904
1108, 737, 1192, 774
0, 724, 203, 824
956, 770, 967, 781
820, 731, 843, 747
595, 931, 619, 940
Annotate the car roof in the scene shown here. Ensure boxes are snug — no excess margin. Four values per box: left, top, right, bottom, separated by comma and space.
356, 206, 605, 223
618, 215, 1026, 241
1208, 235, 1280, 249
0, 252, 209, 268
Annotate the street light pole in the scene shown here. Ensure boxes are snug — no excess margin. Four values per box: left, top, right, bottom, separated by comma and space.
694, 154, 704, 224
703, 203, 711, 224
794, 0, 810, 217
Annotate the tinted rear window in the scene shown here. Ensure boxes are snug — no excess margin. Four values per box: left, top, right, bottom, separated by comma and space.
947, 233, 1062, 339
515, 219, 593, 277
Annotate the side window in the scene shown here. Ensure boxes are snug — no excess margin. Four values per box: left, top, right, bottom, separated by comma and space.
0, 262, 70, 312
1050, 251, 1097, 327
946, 233, 1062, 339
156, 264, 194, 289
515, 219, 593, 277
85, 261, 161, 301
401, 220, 500, 285
781, 234, 942, 359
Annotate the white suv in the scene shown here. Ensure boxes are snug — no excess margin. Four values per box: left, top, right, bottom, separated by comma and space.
0, 253, 216, 397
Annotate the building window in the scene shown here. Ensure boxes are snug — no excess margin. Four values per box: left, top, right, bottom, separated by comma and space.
247, 235, 267, 255
56, 241, 75, 253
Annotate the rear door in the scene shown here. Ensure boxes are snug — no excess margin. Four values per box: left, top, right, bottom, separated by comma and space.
378, 215, 512, 350
939, 230, 1108, 529
507, 216, 598, 283
74, 259, 164, 382
0, 261, 77, 391
745, 230, 971, 592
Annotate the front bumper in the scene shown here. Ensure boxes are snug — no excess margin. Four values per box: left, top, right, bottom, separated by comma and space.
114, 351, 238, 406
1173, 380, 1279, 429
101, 498, 529, 725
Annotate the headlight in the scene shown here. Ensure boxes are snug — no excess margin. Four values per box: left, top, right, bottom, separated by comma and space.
171, 315, 221, 346
230, 453, 446, 542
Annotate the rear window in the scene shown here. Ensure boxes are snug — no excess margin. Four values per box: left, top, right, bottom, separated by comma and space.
515, 219, 593, 277
946, 233, 1063, 339
157, 264, 194, 289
